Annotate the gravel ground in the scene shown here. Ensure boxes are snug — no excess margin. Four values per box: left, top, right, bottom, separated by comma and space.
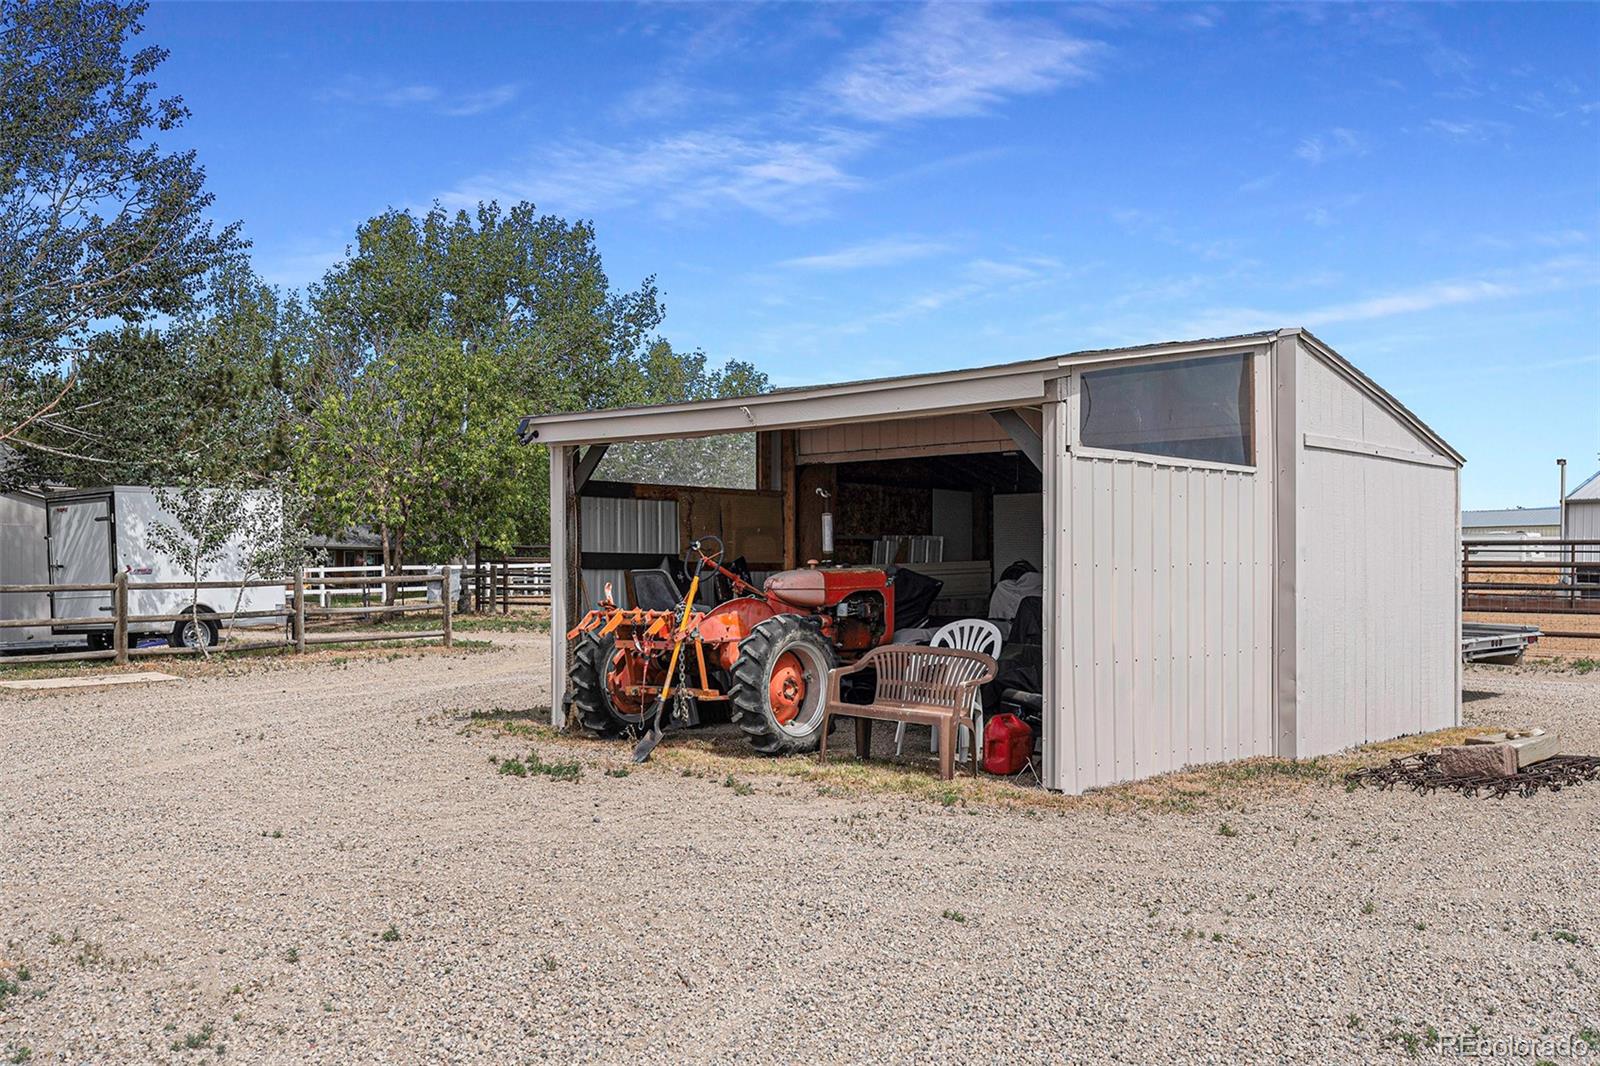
2, 637, 1597, 1064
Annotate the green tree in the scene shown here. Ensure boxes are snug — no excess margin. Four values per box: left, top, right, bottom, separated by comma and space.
294, 200, 769, 571
0, 0, 241, 478
10, 257, 307, 488
295, 329, 534, 591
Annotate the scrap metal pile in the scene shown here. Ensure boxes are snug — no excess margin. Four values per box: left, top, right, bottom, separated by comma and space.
1345, 752, 1600, 799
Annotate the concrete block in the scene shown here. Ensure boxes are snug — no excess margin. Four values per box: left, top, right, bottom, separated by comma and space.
1464, 729, 1561, 769
1440, 743, 1517, 779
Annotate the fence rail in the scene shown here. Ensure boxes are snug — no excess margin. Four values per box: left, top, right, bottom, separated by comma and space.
473, 557, 552, 613
301, 562, 550, 609
1462, 538, 1600, 639
1, 567, 456, 666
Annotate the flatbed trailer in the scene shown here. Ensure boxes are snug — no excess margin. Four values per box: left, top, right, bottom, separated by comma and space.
1461, 622, 1541, 664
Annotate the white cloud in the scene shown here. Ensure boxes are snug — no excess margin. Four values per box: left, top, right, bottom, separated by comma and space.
437, 85, 521, 117
439, 126, 873, 222
824, 4, 1097, 123
1238, 171, 1280, 194
779, 237, 949, 270
1424, 118, 1511, 143
1110, 208, 1243, 261
830, 255, 1071, 334
1177, 257, 1596, 336
1295, 127, 1367, 165
319, 77, 520, 117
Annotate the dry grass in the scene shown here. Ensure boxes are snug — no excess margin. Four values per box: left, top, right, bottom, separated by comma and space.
459, 707, 1503, 815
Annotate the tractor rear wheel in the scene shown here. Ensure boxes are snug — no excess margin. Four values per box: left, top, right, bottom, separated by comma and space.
729, 614, 838, 755
569, 631, 656, 736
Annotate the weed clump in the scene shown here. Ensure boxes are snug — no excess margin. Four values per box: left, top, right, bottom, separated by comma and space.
499, 750, 580, 782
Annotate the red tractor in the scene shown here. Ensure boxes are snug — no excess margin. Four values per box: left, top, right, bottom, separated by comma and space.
566, 537, 894, 757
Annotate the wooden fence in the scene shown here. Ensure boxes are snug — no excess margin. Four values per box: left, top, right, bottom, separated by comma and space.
0, 568, 454, 666
473, 556, 552, 612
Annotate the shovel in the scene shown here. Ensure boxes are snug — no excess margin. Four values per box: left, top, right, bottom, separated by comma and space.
631, 572, 700, 764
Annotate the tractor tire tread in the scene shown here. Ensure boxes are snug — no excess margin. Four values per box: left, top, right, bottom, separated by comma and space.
569, 631, 626, 737
728, 614, 836, 756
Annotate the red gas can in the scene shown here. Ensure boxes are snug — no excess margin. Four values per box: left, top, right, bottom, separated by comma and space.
983, 713, 1034, 776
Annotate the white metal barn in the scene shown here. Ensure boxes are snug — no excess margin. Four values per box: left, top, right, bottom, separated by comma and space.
520, 329, 1464, 793
1564, 470, 1600, 565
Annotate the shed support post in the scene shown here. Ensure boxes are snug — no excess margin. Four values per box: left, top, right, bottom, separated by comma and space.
781, 431, 797, 570
113, 571, 129, 666
1040, 394, 1064, 793
549, 445, 576, 729
1271, 335, 1300, 759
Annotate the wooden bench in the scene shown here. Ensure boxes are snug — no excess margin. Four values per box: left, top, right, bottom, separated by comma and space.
819, 644, 998, 780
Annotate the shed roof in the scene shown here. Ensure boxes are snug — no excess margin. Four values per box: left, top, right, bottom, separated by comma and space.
517, 327, 1463, 464
1568, 469, 1600, 502
1461, 506, 1561, 528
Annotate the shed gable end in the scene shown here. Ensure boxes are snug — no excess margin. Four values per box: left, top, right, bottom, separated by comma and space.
1297, 344, 1450, 460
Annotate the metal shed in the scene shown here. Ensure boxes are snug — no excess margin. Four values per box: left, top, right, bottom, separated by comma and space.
1564, 469, 1600, 564
519, 328, 1465, 793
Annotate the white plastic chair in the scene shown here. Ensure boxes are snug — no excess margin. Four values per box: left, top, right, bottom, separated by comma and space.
894, 618, 1001, 763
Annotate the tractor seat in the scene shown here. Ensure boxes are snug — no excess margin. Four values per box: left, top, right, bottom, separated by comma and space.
626, 569, 683, 612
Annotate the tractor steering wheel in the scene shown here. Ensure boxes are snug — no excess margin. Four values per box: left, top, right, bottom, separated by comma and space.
689, 535, 725, 577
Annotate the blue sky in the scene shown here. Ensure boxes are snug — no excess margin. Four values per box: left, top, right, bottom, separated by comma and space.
144, 1, 1598, 509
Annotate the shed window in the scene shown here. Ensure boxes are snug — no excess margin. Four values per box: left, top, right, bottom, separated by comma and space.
1079, 353, 1253, 465
591, 433, 757, 490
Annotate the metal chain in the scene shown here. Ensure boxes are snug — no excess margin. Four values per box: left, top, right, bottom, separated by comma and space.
673, 643, 693, 723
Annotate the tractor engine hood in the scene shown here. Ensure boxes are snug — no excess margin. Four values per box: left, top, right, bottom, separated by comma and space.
763, 567, 889, 608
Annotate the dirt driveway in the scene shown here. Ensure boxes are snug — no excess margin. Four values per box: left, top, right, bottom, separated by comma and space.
2, 635, 1597, 1064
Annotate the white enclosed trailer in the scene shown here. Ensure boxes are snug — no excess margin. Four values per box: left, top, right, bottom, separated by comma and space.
1, 490, 54, 652
37, 486, 286, 650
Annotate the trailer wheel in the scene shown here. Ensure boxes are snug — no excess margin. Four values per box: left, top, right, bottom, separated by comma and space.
87, 632, 112, 652
170, 609, 219, 650
569, 631, 660, 736
729, 614, 838, 756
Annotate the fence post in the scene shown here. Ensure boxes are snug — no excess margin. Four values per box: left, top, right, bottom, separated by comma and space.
113, 572, 129, 666
500, 562, 510, 615
293, 568, 306, 654
441, 566, 454, 648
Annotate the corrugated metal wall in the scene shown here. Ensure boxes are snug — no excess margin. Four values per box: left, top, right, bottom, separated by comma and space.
1049, 342, 1273, 797
1566, 500, 1600, 563
1052, 451, 1275, 792
1046, 347, 1277, 793
1293, 344, 1459, 756
579, 496, 679, 609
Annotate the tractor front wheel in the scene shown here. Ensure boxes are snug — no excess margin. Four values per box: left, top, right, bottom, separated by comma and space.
729, 615, 838, 755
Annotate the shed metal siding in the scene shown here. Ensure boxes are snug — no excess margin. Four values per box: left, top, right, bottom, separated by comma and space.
579, 495, 679, 608
1293, 342, 1459, 756
1565, 500, 1600, 563
1056, 456, 1275, 788
1047, 336, 1277, 795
